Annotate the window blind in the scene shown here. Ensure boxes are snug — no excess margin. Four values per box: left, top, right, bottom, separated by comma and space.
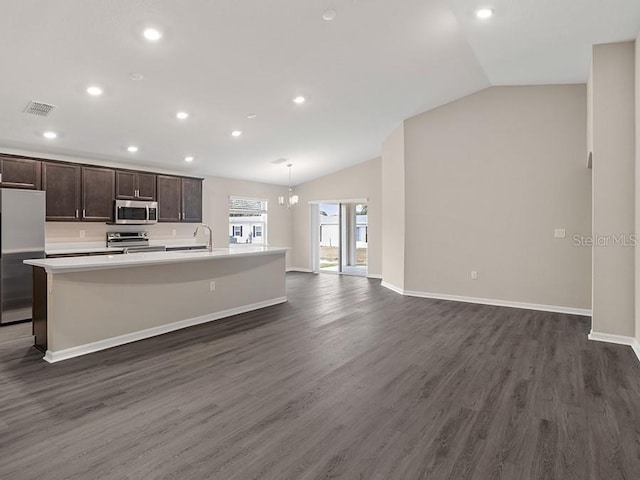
229, 197, 267, 215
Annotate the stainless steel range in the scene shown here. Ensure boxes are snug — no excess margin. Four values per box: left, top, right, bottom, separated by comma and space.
106, 232, 166, 253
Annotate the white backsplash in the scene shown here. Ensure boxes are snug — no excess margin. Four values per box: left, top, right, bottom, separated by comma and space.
46, 222, 198, 244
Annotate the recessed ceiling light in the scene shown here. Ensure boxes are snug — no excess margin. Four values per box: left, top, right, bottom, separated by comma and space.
231, 130, 242, 137
43, 131, 57, 139
184, 156, 194, 162
176, 111, 189, 120
129, 72, 144, 81
293, 96, 306, 104
476, 8, 494, 19
86, 86, 103, 96
143, 28, 162, 42
247, 114, 257, 119
322, 9, 337, 21
127, 145, 139, 153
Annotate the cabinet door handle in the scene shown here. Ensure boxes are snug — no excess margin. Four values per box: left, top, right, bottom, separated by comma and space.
75, 209, 79, 219
82, 209, 86, 218
135, 189, 139, 198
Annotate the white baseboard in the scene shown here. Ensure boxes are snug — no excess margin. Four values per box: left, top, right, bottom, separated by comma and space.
381, 281, 404, 295
367, 274, 382, 279
43, 296, 287, 363
588, 331, 640, 363
286, 267, 313, 273
380, 282, 591, 316
588, 331, 636, 346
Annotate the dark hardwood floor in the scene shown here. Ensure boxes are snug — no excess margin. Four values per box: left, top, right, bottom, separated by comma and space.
1, 272, 640, 479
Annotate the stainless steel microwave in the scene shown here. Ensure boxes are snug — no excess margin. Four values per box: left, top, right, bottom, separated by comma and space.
114, 199, 158, 225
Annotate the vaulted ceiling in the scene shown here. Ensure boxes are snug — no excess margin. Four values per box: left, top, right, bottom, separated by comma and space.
0, 0, 638, 184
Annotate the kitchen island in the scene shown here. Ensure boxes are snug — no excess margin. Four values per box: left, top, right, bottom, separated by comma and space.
25, 247, 287, 362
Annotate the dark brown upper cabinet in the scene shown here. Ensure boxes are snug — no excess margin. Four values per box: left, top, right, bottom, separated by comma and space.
115, 170, 156, 201
82, 166, 115, 221
2, 151, 202, 223
157, 175, 203, 223
136, 172, 156, 201
42, 162, 82, 221
0, 155, 41, 189
157, 175, 182, 222
182, 177, 203, 223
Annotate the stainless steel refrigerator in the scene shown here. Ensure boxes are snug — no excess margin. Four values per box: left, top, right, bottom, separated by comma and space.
0, 189, 45, 325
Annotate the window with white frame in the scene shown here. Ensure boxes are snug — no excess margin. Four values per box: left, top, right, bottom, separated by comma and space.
228, 197, 267, 245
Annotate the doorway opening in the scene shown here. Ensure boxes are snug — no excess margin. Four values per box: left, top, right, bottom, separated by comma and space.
317, 202, 368, 276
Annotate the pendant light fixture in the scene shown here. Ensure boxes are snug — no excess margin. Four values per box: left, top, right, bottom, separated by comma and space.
278, 163, 299, 208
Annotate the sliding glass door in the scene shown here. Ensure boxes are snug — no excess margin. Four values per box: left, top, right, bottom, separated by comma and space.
319, 203, 340, 273
317, 202, 367, 276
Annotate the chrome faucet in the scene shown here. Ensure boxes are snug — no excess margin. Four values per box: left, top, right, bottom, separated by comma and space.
193, 224, 214, 252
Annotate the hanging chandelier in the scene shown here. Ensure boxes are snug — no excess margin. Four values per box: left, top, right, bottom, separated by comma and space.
278, 163, 299, 208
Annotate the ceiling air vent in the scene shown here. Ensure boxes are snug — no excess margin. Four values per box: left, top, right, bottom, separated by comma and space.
23, 101, 55, 117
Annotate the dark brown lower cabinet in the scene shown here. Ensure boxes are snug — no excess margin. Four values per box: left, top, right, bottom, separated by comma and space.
46, 251, 124, 259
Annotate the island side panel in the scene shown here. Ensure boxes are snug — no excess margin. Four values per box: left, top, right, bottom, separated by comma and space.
47, 252, 286, 355
31, 266, 48, 352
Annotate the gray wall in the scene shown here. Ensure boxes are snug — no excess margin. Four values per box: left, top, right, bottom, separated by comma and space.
381, 125, 406, 288
399, 85, 591, 310
591, 42, 636, 336
636, 35, 640, 344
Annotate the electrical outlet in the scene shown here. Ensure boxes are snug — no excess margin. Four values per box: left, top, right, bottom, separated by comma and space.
209, 281, 216, 291
554, 228, 566, 238
172, 229, 176, 237
471, 270, 478, 280
79, 230, 85, 239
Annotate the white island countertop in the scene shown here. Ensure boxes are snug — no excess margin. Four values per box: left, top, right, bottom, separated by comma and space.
26, 246, 288, 274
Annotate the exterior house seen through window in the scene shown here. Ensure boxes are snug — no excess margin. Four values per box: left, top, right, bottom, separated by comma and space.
229, 197, 267, 245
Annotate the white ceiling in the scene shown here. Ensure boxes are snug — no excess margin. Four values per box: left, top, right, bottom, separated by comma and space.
0, 0, 638, 185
